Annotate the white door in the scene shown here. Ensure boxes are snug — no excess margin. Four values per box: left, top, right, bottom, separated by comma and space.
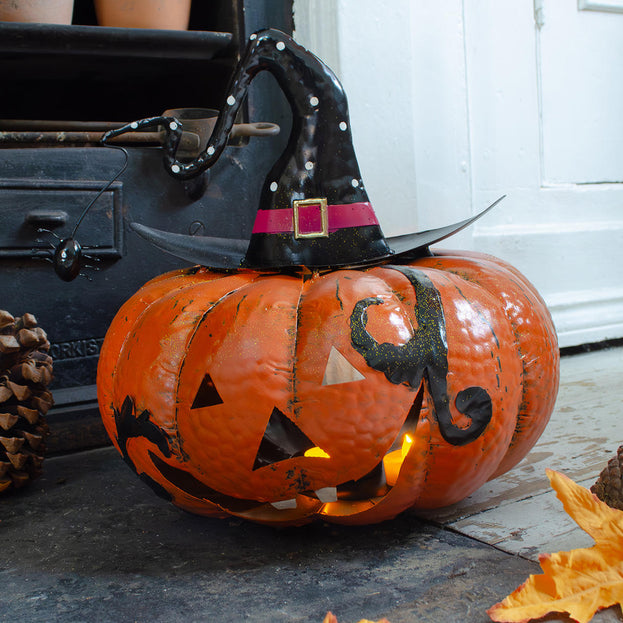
293, 0, 623, 348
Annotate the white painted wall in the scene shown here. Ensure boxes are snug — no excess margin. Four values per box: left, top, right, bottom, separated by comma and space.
293, 0, 421, 238
293, 0, 475, 237
293, 0, 623, 347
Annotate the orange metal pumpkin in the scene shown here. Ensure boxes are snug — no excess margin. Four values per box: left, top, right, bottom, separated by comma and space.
96, 249, 559, 525
96, 30, 559, 525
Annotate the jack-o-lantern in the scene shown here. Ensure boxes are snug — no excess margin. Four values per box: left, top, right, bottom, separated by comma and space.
97, 29, 559, 525
97, 252, 558, 525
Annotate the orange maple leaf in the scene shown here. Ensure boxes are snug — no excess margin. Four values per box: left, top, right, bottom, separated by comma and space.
487, 468, 623, 623
323, 612, 390, 623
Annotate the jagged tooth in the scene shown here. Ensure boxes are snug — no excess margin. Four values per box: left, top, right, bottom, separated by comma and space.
314, 486, 338, 503
270, 498, 298, 510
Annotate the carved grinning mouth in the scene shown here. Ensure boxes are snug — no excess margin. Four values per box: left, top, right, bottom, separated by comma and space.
140, 385, 423, 516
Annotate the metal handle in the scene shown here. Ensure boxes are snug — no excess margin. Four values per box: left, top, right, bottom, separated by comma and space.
25, 209, 68, 228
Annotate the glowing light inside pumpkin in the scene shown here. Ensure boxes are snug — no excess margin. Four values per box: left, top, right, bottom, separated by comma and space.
402, 434, 413, 458
304, 446, 331, 459
383, 433, 414, 486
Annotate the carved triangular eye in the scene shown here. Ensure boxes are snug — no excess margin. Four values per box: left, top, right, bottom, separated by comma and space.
253, 407, 318, 470
322, 347, 365, 386
191, 373, 223, 409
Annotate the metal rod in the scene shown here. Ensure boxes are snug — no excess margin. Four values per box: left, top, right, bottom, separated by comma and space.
0, 130, 201, 151
0, 119, 125, 132
1, 118, 280, 139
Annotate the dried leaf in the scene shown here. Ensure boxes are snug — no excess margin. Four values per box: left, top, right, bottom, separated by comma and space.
488, 469, 623, 623
323, 612, 390, 623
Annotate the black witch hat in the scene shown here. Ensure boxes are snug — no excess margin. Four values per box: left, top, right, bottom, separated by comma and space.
104, 29, 501, 270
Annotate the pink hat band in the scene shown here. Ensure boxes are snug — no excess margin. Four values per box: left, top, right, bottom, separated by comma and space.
251, 201, 379, 238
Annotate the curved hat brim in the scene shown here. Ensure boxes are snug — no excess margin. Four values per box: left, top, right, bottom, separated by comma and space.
129, 196, 504, 271
130, 222, 248, 270
385, 195, 504, 256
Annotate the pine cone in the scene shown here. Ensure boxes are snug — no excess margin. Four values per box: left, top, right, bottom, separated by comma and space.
0, 310, 53, 493
591, 445, 623, 510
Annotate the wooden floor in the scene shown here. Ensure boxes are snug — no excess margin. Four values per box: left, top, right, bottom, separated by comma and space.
2, 347, 622, 622
423, 346, 623, 563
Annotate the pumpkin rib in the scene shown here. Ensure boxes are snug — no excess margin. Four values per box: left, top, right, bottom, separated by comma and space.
421, 250, 559, 477
431, 250, 557, 356
308, 267, 430, 521
408, 267, 521, 507
168, 274, 288, 493
164, 274, 266, 461
115, 272, 257, 426
173, 272, 264, 424
448, 248, 552, 310
475, 254, 557, 475
101, 271, 262, 499
322, 387, 432, 525
292, 270, 417, 494
97, 268, 216, 449
357, 263, 520, 509
290, 272, 312, 414
174, 275, 310, 502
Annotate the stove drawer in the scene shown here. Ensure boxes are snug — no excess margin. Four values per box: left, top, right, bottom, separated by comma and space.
0, 178, 122, 258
